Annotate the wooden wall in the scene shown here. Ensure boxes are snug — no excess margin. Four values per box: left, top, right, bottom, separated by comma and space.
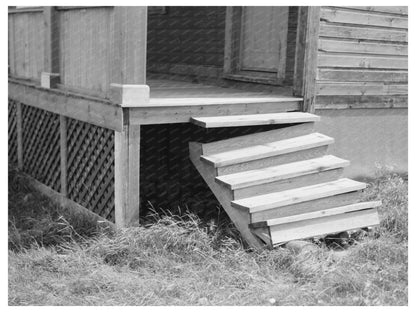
8, 11, 45, 80
316, 6, 408, 109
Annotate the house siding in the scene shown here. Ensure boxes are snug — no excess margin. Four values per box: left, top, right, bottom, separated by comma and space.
315, 6, 408, 109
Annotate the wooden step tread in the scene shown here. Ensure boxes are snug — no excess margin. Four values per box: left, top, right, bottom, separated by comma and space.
201, 133, 334, 168
216, 155, 349, 190
201, 123, 315, 156
191, 112, 319, 128
268, 208, 380, 245
250, 201, 381, 228
231, 178, 367, 213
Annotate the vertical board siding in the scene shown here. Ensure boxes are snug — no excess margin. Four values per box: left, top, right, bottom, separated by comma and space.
66, 118, 115, 221
8, 12, 44, 80
316, 6, 408, 108
59, 7, 114, 96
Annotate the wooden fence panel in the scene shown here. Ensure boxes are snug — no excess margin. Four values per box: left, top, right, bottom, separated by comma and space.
8, 12, 44, 80
59, 7, 114, 96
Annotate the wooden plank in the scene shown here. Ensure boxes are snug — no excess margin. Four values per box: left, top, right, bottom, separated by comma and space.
222, 7, 232, 74
345, 6, 407, 15
317, 68, 408, 83
294, 6, 321, 112
251, 191, 360, 223
269, 208, 379, 245
128, 101, 300, 125
318, 53, 407, 69
216, 155, 349, 190
232, 178, 366, 213
319, 39, 407, 56
16, 102, 23, 170
8, 79, 123, 132
112, 7, 147, 85
315, 95, 408, 109
8, 14, 16, 75
223, 7, 243, 75
320, 8, 408, 29
202, 133, 334, 168
252, 201, 381, 227
234, 167, 344, 200
251, 227, 272, 248
191, 112, 319, 128
24, 171, 115, 227
319, 23, 408, 42
202, 123, 314, 155
316, 82, 408, 96
59, 115, 67, 196
148, 97, 301, 106
43, 7, 60, 77
56, 6, 112, 11
114, 124, 141, 227
217, 146, 329, 176
8, 7, 44, 14
189, 142, 264, 250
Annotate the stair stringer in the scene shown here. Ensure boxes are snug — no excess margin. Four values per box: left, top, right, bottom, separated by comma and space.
189, 142, 265, 250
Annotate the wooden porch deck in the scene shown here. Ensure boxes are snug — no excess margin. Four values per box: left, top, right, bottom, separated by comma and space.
128, 79, 302, 124
147, 79, 302, 106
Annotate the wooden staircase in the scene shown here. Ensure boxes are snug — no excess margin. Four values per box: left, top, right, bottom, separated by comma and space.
189, 112, 381, 249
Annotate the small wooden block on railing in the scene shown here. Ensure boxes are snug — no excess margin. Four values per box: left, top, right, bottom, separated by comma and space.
110, 83, 150, 107
41, 72, 60, 89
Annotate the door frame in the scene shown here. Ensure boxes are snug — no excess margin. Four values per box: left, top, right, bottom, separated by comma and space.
223, 6, 288, 86
223, 6, 320, 112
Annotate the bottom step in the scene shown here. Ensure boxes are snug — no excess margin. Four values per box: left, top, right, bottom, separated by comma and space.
252, 201, 381, 246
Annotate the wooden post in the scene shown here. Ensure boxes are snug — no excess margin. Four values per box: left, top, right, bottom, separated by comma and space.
112, 6, 148, 227
60, 115, 67, 197
111, 6, 147, 85
41, 6, 60, 88
294, 7, 320, 113
16, 102, 23, 170
114, 124, 141, 227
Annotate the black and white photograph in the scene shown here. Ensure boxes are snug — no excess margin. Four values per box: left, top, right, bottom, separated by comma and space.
6, 1, 409, 306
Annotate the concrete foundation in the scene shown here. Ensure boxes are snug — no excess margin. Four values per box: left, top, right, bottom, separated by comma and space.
315, 108, 408, 178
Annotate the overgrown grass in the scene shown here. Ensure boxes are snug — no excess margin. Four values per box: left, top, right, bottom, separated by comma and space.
8, 167, 408, 305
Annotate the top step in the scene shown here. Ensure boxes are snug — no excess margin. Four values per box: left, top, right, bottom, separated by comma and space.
191, 112, 320, 128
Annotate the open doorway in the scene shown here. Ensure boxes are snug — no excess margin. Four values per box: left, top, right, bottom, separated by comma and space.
146, 6, 298, 93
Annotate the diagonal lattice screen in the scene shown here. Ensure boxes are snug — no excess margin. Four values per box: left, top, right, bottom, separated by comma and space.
66, 118, 115, 221
21, 104, 61, 192
8, 99, 18, 166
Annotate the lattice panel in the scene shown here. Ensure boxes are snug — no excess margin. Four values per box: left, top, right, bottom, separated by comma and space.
21, 104, 61, 192
8, 99, 18, 166
67, 118, 115, 221
140, 123, 287, 220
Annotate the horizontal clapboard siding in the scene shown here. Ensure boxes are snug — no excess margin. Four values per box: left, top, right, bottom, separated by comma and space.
316, 6, 408, 109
